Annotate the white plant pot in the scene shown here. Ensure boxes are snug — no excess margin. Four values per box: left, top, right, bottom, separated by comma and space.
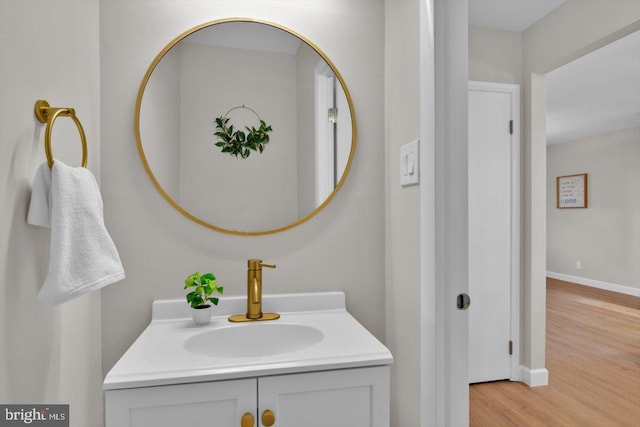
192, 305, 212, 326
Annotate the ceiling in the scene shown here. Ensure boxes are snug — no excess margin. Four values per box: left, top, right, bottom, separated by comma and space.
469, 0, 640, 144
468, 0, 567, 32
546, 30, 640, 144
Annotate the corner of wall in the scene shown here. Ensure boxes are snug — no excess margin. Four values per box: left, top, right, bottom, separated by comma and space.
520, 366, 549, 387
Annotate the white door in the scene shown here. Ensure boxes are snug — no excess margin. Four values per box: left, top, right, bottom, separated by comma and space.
468, 81, 520, 384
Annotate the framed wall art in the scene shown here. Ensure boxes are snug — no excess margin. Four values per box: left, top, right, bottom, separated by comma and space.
556, 173, 588, 209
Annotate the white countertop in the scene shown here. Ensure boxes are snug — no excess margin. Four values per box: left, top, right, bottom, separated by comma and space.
103, 292, 393, 390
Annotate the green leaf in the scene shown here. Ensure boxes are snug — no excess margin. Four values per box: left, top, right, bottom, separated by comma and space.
208, 297, 219, 306
184, 273, 198, 289
201, 272, 215, 282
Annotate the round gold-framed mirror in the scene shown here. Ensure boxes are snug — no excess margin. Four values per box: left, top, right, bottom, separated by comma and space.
135, 18, 357, 236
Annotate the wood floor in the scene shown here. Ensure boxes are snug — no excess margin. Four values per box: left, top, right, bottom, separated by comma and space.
469, 278, 640, 426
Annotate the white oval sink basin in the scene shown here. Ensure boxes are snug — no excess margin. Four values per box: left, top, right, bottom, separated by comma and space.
184, 323, 324, 358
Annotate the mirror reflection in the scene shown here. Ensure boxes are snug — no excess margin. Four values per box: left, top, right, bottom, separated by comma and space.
136, 20, 356, 235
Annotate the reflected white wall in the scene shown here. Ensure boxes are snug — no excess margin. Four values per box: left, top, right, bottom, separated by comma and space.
140, 46, 181, 199
178, 42, 298, 231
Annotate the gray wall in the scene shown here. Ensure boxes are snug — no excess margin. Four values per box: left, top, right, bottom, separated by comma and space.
469, 25, 522, 85
100, 0, 386, 376
547, 127, 640, 290
296, 42, 320, 217
0, 1, 103, 426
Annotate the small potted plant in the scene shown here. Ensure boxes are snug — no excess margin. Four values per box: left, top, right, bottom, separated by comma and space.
184, 272, 223, 325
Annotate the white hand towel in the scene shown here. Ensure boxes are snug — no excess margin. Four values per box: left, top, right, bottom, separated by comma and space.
27, 160, 125, 305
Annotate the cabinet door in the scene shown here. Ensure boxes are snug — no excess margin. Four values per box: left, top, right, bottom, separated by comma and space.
258, 366, 389, 427
105, 378, 256, 427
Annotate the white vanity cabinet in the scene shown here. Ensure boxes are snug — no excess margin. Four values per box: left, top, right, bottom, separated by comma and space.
105, 366, 389, 427
105, 378, 256, 427
104, 294, 393, 427
259, 366, 389, 427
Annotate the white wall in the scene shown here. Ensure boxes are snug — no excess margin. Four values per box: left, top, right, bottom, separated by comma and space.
522, 0, 640, 371
100, 0, 385, 377
547, 127, 640, 290
384, 1, 421, 425
0, 1, 102, 426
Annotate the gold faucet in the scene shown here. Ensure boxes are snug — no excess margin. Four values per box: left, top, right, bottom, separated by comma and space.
229, 259, 279, 322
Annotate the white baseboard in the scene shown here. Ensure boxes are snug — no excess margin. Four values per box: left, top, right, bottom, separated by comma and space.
520, 366, 549, 387
546, 271, 640, 297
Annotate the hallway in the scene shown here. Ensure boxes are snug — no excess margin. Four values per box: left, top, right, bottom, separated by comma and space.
470, 278, 640, 426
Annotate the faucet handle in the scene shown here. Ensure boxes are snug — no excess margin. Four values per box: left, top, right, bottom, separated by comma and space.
248, 259, 276, 270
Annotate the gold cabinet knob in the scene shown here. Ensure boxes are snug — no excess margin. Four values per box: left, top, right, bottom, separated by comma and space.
241, 412, 255, 427
261, 409, 275, 426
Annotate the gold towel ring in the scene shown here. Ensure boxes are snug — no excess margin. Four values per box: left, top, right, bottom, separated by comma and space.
34, 99, 88, 168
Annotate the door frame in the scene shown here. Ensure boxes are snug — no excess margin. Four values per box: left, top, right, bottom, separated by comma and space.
468, 80, 521, 382
423, 0, 470, 425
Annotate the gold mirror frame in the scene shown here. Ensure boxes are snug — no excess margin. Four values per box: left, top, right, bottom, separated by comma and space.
134, 18, 357, 236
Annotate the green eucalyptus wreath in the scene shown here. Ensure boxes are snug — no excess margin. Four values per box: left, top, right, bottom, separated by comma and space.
214, 106, 273, 159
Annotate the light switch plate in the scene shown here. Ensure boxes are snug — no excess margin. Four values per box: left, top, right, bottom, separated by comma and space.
400, 140, 419, 187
